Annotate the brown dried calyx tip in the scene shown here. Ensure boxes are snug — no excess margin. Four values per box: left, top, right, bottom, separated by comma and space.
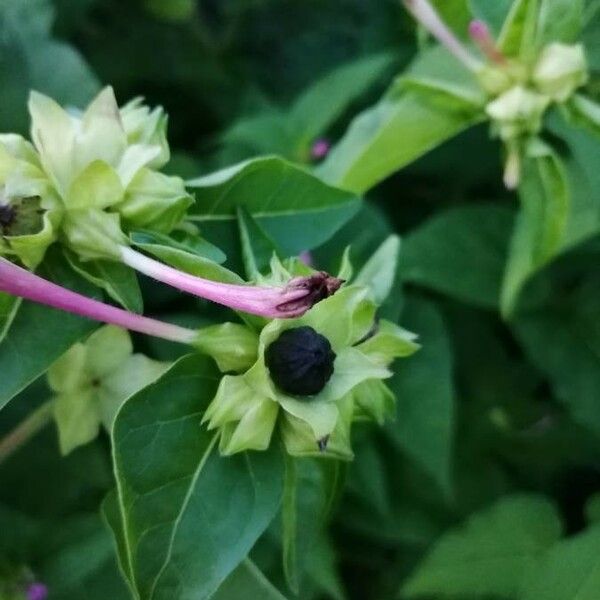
0, 204, 16, 231
278, 272, 344, 313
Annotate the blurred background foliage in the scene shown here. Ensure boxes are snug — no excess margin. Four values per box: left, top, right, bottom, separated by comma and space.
1, 1, 600, 599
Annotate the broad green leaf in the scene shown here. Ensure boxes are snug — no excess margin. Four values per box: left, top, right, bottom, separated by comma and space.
187, 157, 360, 258
353, 235, 400, 305
512, 277, 600, 438
317, 85, 483, 194
401, 204, 514, 309
386, 297, 454, 495
522, 524, 600, 600
0, 292, 20, 341
111, 354, 284, 600
65, 251, 143, 313
0, 0, 99, 134
282, 457, 343, 594
237, 207, 281, 279
431, 0, 472, 36
403, 495, 562, 598
563, 94, 600, 138
212, 560, 287, 600
0, 249, 100, 410
130, 229, 226, 264
498, 0, 540, 59
537, 0, 584, 45
469, 0, 514, 35
288, 53, 396, 157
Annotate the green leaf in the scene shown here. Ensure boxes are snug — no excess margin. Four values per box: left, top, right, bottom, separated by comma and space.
469, 0, 514, 35
237, 207, 281, 279
187, 157, 360, 259
522, 524, 600, 600
131, 235, 242, 285
288, 53, 396, 157
402, 495, 563, 599
386, 297, 454, 495
501, 144, 569, 316
537, 0, 584, 45
282, 457, 343, 594
401, 204, 514, 309
0, 292, 21, 341
512, 277, 600, 438
130, 229, 226, 264
65, 251, 143, 313
563, 94, 600, 138
212, 560, 288, 600
353, 235, 400, 305
0, 0, 99, 134
111, 354, 284, 600
0, 249, 101, 410
317, 84, 483, 194
498, 0, 540, 59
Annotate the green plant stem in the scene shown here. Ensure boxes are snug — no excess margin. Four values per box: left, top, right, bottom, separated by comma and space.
0, 400, 54, 464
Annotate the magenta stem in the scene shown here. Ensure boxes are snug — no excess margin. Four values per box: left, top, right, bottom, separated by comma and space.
119, 246, 323, 318
404, 0, 481, 71
0, 258, 197, 343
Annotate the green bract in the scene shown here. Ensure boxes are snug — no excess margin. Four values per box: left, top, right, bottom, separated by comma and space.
47, 325, 168, 454
202, 285, 419, 459
1, 86, 192, 265
0, 134, 60, 268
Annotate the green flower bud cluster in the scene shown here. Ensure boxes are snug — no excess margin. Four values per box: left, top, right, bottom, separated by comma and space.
198, 281, 419, 460
481, 43, 587, 143
0, 87, 192, 267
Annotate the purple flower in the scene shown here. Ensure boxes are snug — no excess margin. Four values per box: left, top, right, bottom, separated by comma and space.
310, 139, 331, 160
26, 582, 48, 600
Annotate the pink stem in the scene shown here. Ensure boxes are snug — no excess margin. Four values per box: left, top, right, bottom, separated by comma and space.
0, 258, 197, 343
469, 20, 506, 65
119, 246, 342, 318
404, 0, 481, 71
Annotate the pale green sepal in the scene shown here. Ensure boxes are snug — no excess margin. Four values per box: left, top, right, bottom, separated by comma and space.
533, 43, 587, 103
282, 395, 354, 460
28, 90, 76, 196
117, 168, 192, 233
4, 208, 61, 269
193, 322, 259, 373
278, 397, 339, 440
219, 398, 278, 455
117, 144, 162, 188
356, 320, 420, 367
203, 375, 259, 428
352, 379, 395, 425
316, 346, 391, 402
64, 160, 124, 210
77, 87, 127, 173
98, 353, 169, 427
62, 208, 127, 261
85, 325, 133, 379
299, 285, 373, 350
47, 343, 88, 393
337, 246, 353, 281
53, 389, 101, 455
120, 97, 170, 168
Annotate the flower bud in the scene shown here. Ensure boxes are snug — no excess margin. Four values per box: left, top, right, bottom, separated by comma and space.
533, 43, 587, 103
485, 85, 550, 141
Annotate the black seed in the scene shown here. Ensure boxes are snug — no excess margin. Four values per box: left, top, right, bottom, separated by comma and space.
0, 204, 16, 229
265, 326, 335, 397
317, 436, 329, 452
